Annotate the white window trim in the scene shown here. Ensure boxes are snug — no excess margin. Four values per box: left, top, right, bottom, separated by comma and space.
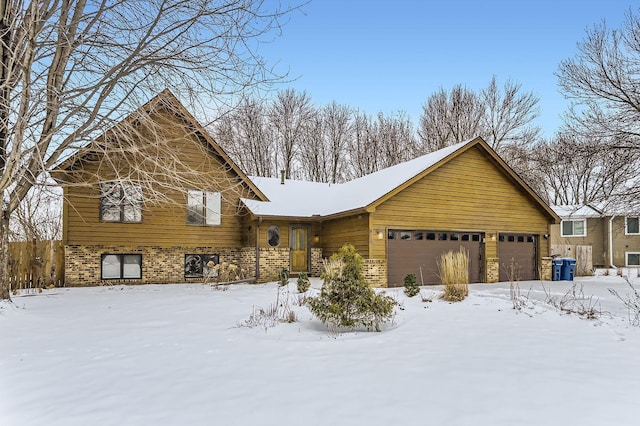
560, 219, 586, 237
625, 252, 640, 267
100, 182, 143, 223
187, 190, 221, 226
625, 217, 640, 235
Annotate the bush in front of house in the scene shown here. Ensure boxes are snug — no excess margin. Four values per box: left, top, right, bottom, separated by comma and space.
278, 268, 290, 287
403, 273, 419, 297
297, 272, 311, 293
306, 243, 396, 332
439, 247, 469, 302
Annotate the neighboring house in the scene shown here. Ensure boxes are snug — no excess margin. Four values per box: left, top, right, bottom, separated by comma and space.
54, 90, 559, 288
551, 204, 640, 271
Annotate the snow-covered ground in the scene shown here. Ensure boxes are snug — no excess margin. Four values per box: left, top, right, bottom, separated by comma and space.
1, 277, 639, 426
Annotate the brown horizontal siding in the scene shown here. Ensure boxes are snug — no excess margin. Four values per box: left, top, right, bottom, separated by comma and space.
371, 146, 550, 260
611, 216, 640, 266
63, 110, 257, 248
550, 217, 606, 266
321, 213, 369, 258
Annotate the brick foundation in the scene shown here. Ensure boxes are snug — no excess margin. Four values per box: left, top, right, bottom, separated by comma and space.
256, 247, 290, 282
66, 243, 327, 287
364, 258, 388, 288
539, 257, 552, 281
486, 257, 499, 283
311, 248, 323, 277
256, 247, 324, 283
65, 245, 255, 287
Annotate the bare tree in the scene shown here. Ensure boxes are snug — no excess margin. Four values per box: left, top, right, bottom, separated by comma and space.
298, 113, 327, 182
0, 0, 302, 300
481, 76, 541, 152
348, 111, 381, 178
322, 101, 352, 183
418, 85, 484, 152
528, 133, 639, 205
10, 183, 61, 242
418, 78, 540, 155
215, 98, 275, 178
557, 9, 640, 142
375, 111, 417, 168
346, 110, 416, 178
269, 88, 314, 179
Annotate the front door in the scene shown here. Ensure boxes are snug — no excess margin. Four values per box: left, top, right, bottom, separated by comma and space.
290, 226, 309, 272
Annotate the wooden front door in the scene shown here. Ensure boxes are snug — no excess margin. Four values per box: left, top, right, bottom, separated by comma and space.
290, 226, 309, 272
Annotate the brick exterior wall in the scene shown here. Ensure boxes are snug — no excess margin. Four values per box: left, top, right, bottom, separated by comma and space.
311, 248, 323, 277
66, 245, 324, 287
256, 247, 290, 282
364, 259, 388, 288
539, 257, 552, 281
256, 247, 324, 283
486, 257, 499, 283
65, 245, 250, 287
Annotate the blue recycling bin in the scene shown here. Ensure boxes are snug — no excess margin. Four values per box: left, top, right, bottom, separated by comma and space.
552, 258, 563, 281
561, 258, 576, 281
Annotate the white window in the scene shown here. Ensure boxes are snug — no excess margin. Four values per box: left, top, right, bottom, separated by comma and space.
625, 217, 640, 235
561, 219, 586, 237
187, 191, 221, 225
626, 252, 640, 267
101, 254, 142, 279
100, 182, 143, 223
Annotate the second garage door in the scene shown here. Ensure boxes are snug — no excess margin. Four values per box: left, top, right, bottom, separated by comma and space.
387, 230, 484, 287
498, 233, 538, 282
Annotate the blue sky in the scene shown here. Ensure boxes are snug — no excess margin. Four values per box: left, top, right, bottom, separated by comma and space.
259, 0, 636, 138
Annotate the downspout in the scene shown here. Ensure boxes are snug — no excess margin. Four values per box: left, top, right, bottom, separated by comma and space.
609, 215, 617, 269
255, 216, 262, 281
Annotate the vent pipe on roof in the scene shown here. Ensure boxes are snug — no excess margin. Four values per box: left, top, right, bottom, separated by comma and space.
280, 170, 285, 185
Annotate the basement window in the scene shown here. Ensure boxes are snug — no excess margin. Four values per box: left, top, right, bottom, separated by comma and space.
626, 217, 640, 235
101, 254, 142, 279
184, 254, 219, 278
561, 219, 586, 237
626, 252, 640, 267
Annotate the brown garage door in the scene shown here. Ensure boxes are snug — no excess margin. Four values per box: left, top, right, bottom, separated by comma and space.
387, 230, 484, 287
498, 234, 537, 282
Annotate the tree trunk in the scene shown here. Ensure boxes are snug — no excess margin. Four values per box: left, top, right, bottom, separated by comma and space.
0, 209, 11, 300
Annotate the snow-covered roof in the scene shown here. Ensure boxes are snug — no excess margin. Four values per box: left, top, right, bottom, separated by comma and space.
242, 139, 474, 218
551, 204, 602, 219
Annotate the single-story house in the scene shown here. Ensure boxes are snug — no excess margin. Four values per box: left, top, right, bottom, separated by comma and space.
551, 204, 640, 272
54, 90, 559, 287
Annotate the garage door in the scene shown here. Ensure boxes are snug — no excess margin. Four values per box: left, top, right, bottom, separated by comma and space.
498, 234, 537, 282
387, 230, 484, 287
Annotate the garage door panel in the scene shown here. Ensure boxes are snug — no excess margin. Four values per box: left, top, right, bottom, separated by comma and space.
387, 231, 483, 287
498, 234, 537, 282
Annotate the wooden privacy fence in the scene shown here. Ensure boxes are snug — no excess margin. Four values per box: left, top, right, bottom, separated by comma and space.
550, 244, 593, 276
8, 240, 64, 289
